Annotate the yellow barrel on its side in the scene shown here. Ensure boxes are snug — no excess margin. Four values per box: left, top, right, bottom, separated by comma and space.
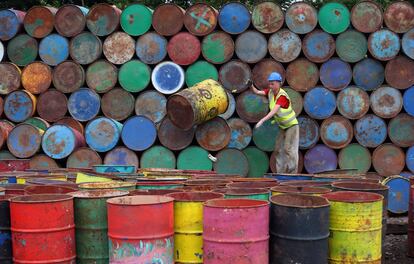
167, 192, 224, 263
323, 191, 383, 263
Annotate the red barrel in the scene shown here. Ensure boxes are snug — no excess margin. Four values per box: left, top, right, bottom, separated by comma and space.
107, 195, 174, 263
167, 32, 200, 65
24, 185, 77, 195
10, 194, 76, 263
408, 177, 414, 257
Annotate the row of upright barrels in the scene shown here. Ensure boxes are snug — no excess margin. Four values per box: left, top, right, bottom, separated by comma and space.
0, 1, 413, 177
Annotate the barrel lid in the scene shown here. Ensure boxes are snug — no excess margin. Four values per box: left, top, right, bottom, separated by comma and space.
243, 147, 269, 178
39, 34, 69, 66
286, 58, 319, 92
167, 32, 201, 65
120, 4, 152, 36
303, 30, 335, 63
21, 61, 52, 94
7, 123, 42, 158
11, 194, 73, 203
151, 61, 184, 94
368, 29, 400, 61
86, 60, 118, 93
185, 60, 218, 87
335, 30, 367, 63
218, 2, 251, 35
304, 144, 338, 174
85, 117, 122, 153
252, 2, 283, 34
252, 119, 281, 152
0, 62, 21, 95
158, 118, 195, 151
285, 2, 317, 34
168, 191, 224, 202
140, 145, 176, 169
135, 91, 167, 123
268, 29, 301, 63
53, 60, 85, 93
107, 195, 174, 205
196, 117, 231, 151
319, 58, 352, 91
201, 31, 234, 64
382, 176, 410, 214
4, 90, 35, 123
184, 3, 217, 36
385, 55, 414, 90
236, 90, 268, 123
0, 9, 24, 41
353, 58, 384, 91
322, 191, 383, 203
338, 143, 371, 174
42, 124, 80, 159
219, 91, 235, 120
121, 115, 157, 151
213, 148, 249, 177
219, 60, 252, 93
136, 32, 168, 64
69, 32, 102, 65
372, 144, 405, 176
67, 147, 102, 169
152, 3, 184, 36
318, 2, 350, 34
320, 115, 353, 149
252, 59, 285, 90
351, 0, 383, 33
24, 6, 56, 38
370, 86, 402, 119
37, 89, 68, 122
101, 88, 135, 121
55, 4, 87, 37
204, 198, 269, 208
7, 34, 38, 66
270, 193, 330, 208
103, 31, 135, 65
235, 30, 267, 64
70, 190, 129, 199
86, 3, 120, 36
55, 117, 84, 135
68, 88, 101, 122
388, 113, 414, 148
402, 28, 414, 60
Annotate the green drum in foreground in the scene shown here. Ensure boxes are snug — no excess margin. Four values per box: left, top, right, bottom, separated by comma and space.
177, 146, 213, 171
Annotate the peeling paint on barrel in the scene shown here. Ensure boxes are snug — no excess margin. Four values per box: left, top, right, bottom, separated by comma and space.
384, 55, 414, 90
0, 9, 25, 41
402, 28, 414, 60
135, 32, 167, 64
6, 34, 37, 66
68, 88, 101, 122
184, 3, 217, 36
384, 1, 414, 33
0, 62, 21, 95
39, 34, 69, 66
86, 3, 121, 36
286, 58, 318, 92
55, 4, 88, 37
21, 61, 52, 94
219, 60, 251, 93
37, 89, 68, 122
370, 86, 402, 119
218, 2, 251, 35
53, 60, 85, 93
351, 1, 383, 33
4, 90, 36, 123
104, 146, 139, 168
23, 6, 56, 38
86, 59, 118, 93
227, 117, 252, 150
236, 90, 268, 123
135, 90, 167, 123
373, 144, 405, 176
320, 115, 353, 149
167, 32, 200, 65
268, 29, 301, 63
337, 86, 369, 120
303, 30, 335, 63
298, 115, 319, 150
319, 58, 352, 91
201, 31, 234, 64
85, 117, 122, 153
368, 29, 400, 61
196, 117, 231, 151
158, 117, 195, 151
336, 30, 367, 63
285, 2, 317, 34
388, 113, 414, 148
42, 124, 85, 159
103, 31, 135, 65
354, 114, 387, 148
69, 32, 102, 65
252, 59, 285, 90
101, 88, 135, 121
152, 3, 184, 36
252, 2, 283, 34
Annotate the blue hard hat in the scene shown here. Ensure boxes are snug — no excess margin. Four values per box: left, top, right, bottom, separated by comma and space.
268, 72, 282, 82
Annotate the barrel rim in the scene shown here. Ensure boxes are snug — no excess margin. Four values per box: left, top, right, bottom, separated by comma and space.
69, 31, 102, 65
167, 191, 224, 201
227, 182, 279, 188
151, 61, 185, 94
79, 181, 136, 189
270, 185, 332, 195
204, 198, 269, 208
367, 28, 400, 61
69, 189, 129, 198
332, 181, 389, 191
224, 187, 269, 196
322, 191, 383, 203
350, 0, 383, 33
107, 194, 174, 205
0, 194, 19, 201
10, 194, 73, 203
24, 185, 77, 194
270, 193, 330, 208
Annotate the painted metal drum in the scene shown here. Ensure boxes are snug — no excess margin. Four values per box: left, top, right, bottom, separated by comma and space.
284, 87, 303, 116
0, 62, 21, 95
304, 87, 336, 120
101, 88, 135, 121
68, 88, 101, 122
30, 154, 59, 169
55, 4, 88, 37
353, 58, 384, 91
373, 144, 405, 176
135, 90, 167, 123
66, 147, 102, 169
302, 30, 335, 63
42, 125, 85, 159
69, 32, 102, 65
336, 30, 367, 63
384, 1, 414, 33
351, 0, 383, 33
268, 29, 301, 63
158, 117, 195, 151
382, 176, 410, 214
0, 121, 13, 150
121, 115, 157, 151
285, 2, 318, 34
177, 146, 213, 171
318, 2, 350, 34
227, 118, 252, 150
0, 195, 15, 263
141, 145, 176, 169
23, 6, 56, 38
203, 199, 269, 263
402, 28, 414, 59
4, 90, 36, 122
104, 146, 139, 168
219, 60, 252, 93
103, 31, 135, 65
370, 86, 402, 119
320, 58, 352, 91
86, 60, 117, 93
338, 144, 372, 173
86, 3, 120, 36
368, 29, 400, 61
385, 55, 414, 90
298, 115, 319, 150
286, 58, 319, 92
388, 113, 414, 148
39, 34, 69, 66
252, 2, 283, 34
56, 117, 84, 135
185, 60, 218, 87
218, 2, 251, 35
320, 115, 353, 149
136, 32, 167, 64
7, 124, 43, 158
167, 32, 201, 65
152, 61, 184, 94
337, 86, 369, 119
235, 31, 267, 64
120, 4, 152, 36
24, 117, 49, 131
21, 61, 52, 94
407, 146, 414, 174
152, 3, 184, 36
37, 89, 67, 122
184, 3, 217, 36
243, 147, 269, 178
6, 34, 37, 66
119, 60, 151, 93
252, 119, 281, 152
404, 86, 414, 116
85, 117, 122, 153
354, 114, 387, 148
201, 31, 234, 64
196, 117, 231, 151
304, 144, 337, 174
252, 59, 285, 90
0, 9, 25, 41
53, 60, 85, 93
236, 90, 268, 123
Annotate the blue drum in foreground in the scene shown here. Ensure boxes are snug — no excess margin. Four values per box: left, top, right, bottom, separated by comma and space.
382, 176, 410, 214
151, 61, 184, 94
68, 88, 101, 122
42, 124, 85, 159
85, 117, 122, 153
121, 116, 157, 151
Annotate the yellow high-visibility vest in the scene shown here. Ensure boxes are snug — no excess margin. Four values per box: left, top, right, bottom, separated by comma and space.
268, 88, 298, 129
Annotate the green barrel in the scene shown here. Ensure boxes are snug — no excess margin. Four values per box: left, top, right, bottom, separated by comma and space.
7, 34, 38, 66
140, 145, 176, 169
213, 148, 249, 177
185, 60, 218, 87
86, 60, 117, 93
120, 4, 152, 36
318, 2, 350, 34
201, 31, 234, 64
252, 119, 282, 152
118, 60, 151, 93
336, 30, 367, 63
224, 188, 270, 201
136, 181, 184, 190
338, 143, 372, 173
23, 117, 49, 131
243, 147, 269, 178
72, 190, 129, 264
177, 146, 212, 171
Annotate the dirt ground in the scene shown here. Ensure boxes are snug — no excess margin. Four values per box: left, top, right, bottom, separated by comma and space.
384, 234, 412, 263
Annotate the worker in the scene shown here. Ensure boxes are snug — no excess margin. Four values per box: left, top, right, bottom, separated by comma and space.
250, 72, 299, 173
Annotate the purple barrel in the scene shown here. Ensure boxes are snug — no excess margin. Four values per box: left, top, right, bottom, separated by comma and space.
337, 86, 370, 120
136, 32, 167, 64
354, 114, 387, 148
104, 146, 139, 168
303, 87, 336, 120
304, 144, 337, 174
42, 124, 85, 159
85, 117, 122, 153
0, 9, 25, 41
404, 86, 414, 117
218, 3, 251, 35
370, 86, 402, 119
121, 116, 157, 151
319, 58, 352, 91
353, 58, 384, 91
7, 124, 43, 159
39, 34, 69, 66
235, 31, 267, 64
368, 29, 400, 61
268, 29, 301, 63
302, 30, 335, 63
298, 115, 319, 150
203, 199, 269, 264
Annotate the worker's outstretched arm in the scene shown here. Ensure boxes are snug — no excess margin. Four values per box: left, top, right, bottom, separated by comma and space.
250, 83, 266, 96
255, 105, 280, 128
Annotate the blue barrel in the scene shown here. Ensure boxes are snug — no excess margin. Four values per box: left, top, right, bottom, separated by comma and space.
0, 9, 24, 41
85, 117, 122, 153
403, 86, 414, 116
42, 124, 85, 159
298, 115, 319, 150
319, 58, 352, 91
121, 116, 157, 151
370, 86, 403, 119
337, 86, 370, 120
104, 146, 139, 168
368, 29, 400, 61
4, 90, 36, 123
235, 31, 267, 64
151, 61, 184, 94
0, 195, 13, 263
353, 58, 384, 91
320, 115, 353, 149
7, 124, 43, 159
136, 32, 168, 64
402, 28, 414, 60
68, 88, 101, 122
383, 176, 410, 214
354, 114, 387, 148
218, 2, 251, 35
303, 87, 336, 120
304, 144, 337, 174
302, 30, 335, 63
407, 146, 414, 174
39, 34, 69, 66
227, 118, 252, 150
135, 90, 167, 123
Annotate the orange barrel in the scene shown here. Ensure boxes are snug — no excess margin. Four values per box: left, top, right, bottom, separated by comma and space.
107, 195, 174, 263
21, 61, 52, 94
152, 4, 184, 36
10, 194, 76, 263
23, 6, 56, 38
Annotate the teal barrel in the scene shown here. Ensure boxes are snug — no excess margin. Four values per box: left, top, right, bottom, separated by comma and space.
119, 60, 151, 93
336, 30, 367, 63
6, 34, 37, 66
185, 60, 218, 87
86, 60, 117, 93
201, 31, 234, 64
120, 4, 152, 36
225, 188, 270, 201
213, 148, 249, 177
140, 145, 176, 169
71, 190, 129, 264
252, 119, 281, 152
69, 32, 102, 65
243, 147, 269, 178
177, 146, 213, 171
388, 113, 414, 148
318, 2, 350, 34
338, 144, 372, 173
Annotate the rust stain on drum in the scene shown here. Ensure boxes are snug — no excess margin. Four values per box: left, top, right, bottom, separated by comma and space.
219, 60, 252, 93
351, 1, 383, 33
103, 31, 135, 65
21, 61, 52, 94
53, 60, 85, 93
384, 1, 414, 33
37, 89, 68, 122
23, 6, 56, 38
372, 144, 405, 176
286, 58, 319, 92
184, 3, 217, 36
0, 62, 21, 95
101, 88, 135, 121
55, 117, 84, 135
152, 4, 184, 36
385, 56, 414, 90
195, 117, 231, 151
158, 117, 195, 151
252, 59, 285, 90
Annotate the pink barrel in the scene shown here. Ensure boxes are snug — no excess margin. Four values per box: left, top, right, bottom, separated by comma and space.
203, 199, 269, 263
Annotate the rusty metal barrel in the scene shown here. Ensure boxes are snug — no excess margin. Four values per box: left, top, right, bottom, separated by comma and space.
0, 62, 21, 95
368, 29, 400, 61
23, 6, 56, 38
384, 1, 414, 33
373, 144, 405, 176
353, 58, 384, 91
107, 195, 174, 263
120, 4, 152, 36
268, 29, 301, 63
86, 3, 120, 36
304, 86, 336, 120
103, 31, 135, 65
42, 124, 85, 160
71, 190, 128, 264
370, 86, 402, 119
136, 32, 167, 64
10, 194, 76, 263
7, 124, 43, 158
53, 60, 84, 93
195, 117, 231, 151
338, 143, 372, 173
86, 59, 117, 93
85, 117, 122, 153
227, 118, 252, 150
270, 194, 330, 264
336, 30, 367, 63
320, 58, 352, 91
298, 116, 319, 150
37, 89, 68, 122
6, 34, 37, 66
218, 2, 251, 35
252, 2, 283, 34
69, 32, 102, 65
167, 32, 200, 66
351, 0, 382, 33
285, 2, 317, 34
0, 195, 15, 264
158, 117, 195, 150
104, 146, 139, 168
219, 60, 252, 93
203, 199, 269, 263
403, 28, 414, 60
235, 30, 267, 64
0, 120, 13, 150
21, 61, 52, 94
320, 115, 353, 149
385, 55, 414, 90
39, 34, 69, 66
24, 185, 77, 195
286, 58, 319, 92
303, 30, 335, 63
66, 147, 102, 168
304, 144, 338, 174
152, 3, 184, 36
0, 9, 25, 41
55, 5, 88, 37
201, 31, 234, 64
184, 3, 217, 36
68, 88, 101, 122
236, 90, 268, 123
